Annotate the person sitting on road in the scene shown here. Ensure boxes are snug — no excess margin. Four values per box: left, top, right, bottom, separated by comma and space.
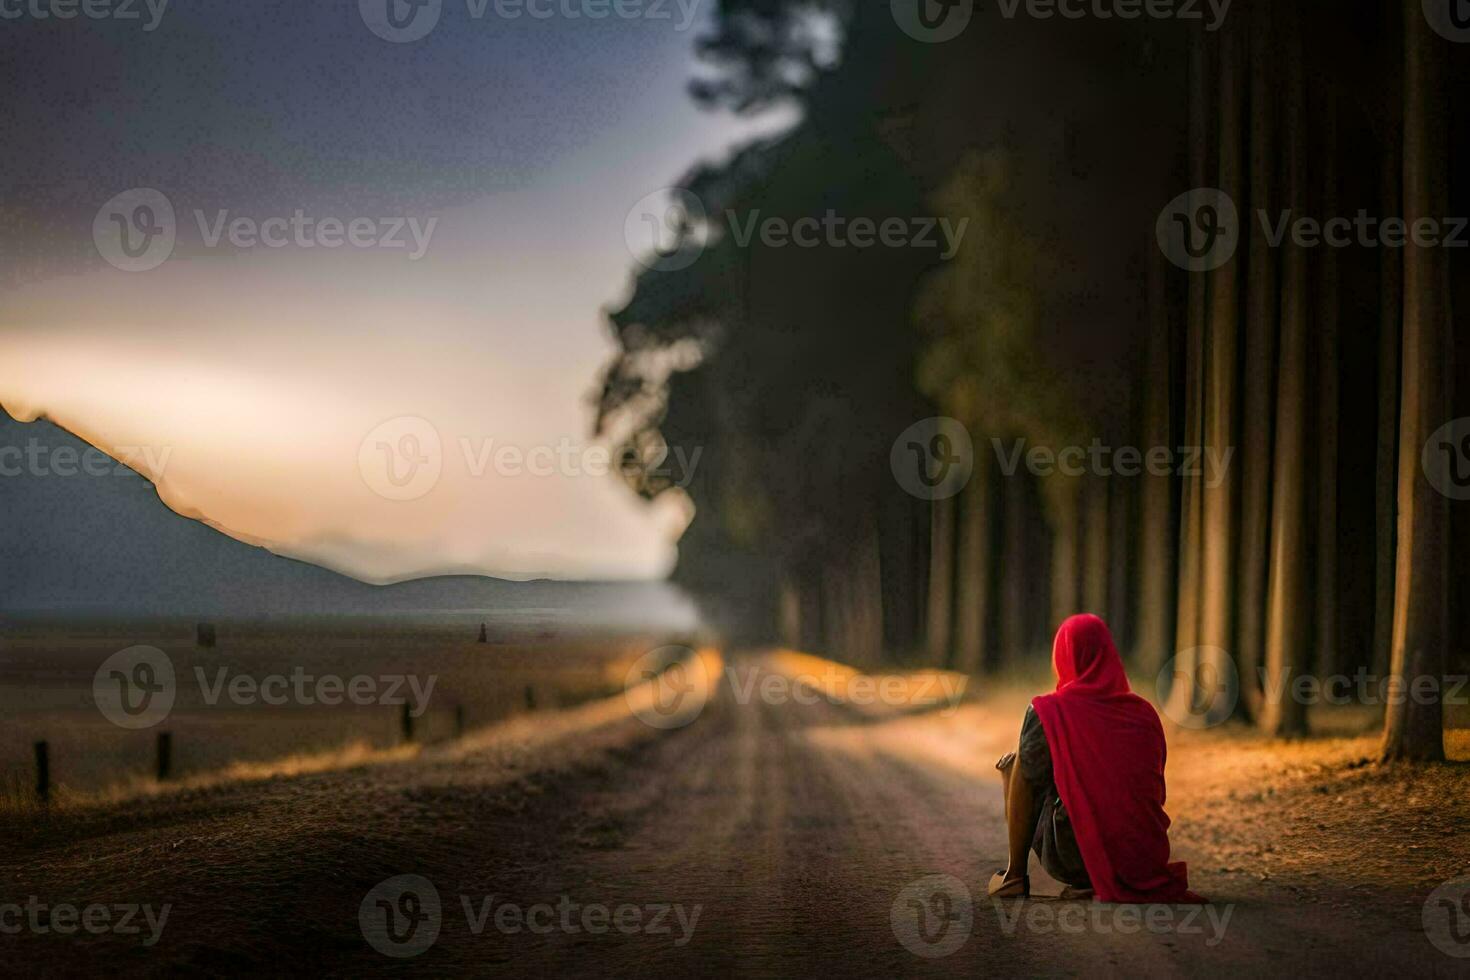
991, 613, 1205, 904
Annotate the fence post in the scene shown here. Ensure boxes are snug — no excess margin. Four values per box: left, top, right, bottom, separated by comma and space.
524, 685, 536, 711
454, 704, 465, 739
34, 741, 49, 806
156, 732, 173, 781
477, 623, 487, 643
400, 702, 414, 743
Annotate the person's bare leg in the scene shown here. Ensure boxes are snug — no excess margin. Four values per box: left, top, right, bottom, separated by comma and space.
995, 749, 1034, 883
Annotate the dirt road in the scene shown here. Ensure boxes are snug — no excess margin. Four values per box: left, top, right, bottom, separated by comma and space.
0, 651, 1458, 976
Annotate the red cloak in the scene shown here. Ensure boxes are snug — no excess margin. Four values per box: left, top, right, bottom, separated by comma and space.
1030, 614, 1205, 904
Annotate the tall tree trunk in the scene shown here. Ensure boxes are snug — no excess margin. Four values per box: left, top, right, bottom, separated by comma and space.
953, 459, 993, 673
1082, 476, 1110, 617
998, 473, 1032, 667
1373, 39, 1404, 685
1136, 238, 1177, 674
1261, 13, 1310, 738
778, 568, 802, 648
862, 513, 885, 665
800, 567, 824, 652
1198, 18, 1244, 708
1049, 480, 1083, 628
1313, 99, 1341, 683
1235, 0, 1278, 721
1382, 0, 1451, 762
1106, 471, 1133, 653
925, 495, 955, 666
1170, 24, 1212, 718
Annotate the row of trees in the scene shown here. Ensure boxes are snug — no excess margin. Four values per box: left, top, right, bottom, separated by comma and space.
596, 0, 1467, 759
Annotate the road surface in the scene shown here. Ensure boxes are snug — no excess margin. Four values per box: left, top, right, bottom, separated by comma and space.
0, 650, 1451, 976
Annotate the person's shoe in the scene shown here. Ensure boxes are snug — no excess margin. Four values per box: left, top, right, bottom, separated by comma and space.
1058, 885, 1094, 900
987, 871, 1030, 898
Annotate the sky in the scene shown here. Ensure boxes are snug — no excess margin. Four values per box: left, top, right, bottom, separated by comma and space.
0, 0, 788, 583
